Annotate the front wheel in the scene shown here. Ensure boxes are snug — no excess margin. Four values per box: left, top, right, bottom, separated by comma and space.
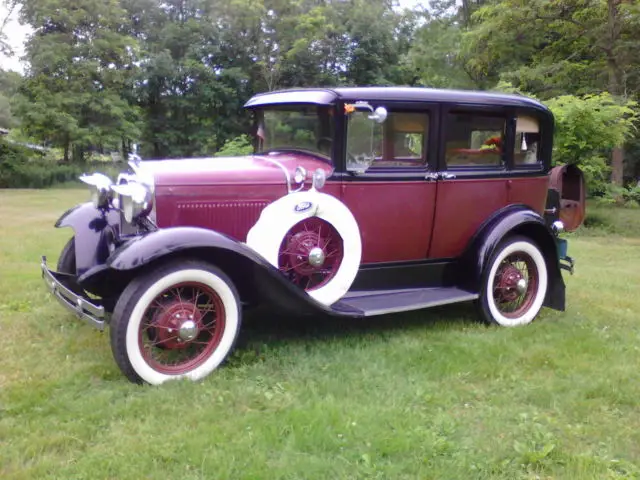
57, 237, 76, 274
477, 236, 548, 327
109, 260, 241, 385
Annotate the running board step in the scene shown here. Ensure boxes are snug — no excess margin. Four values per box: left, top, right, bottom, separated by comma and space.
333, 287, 479, 317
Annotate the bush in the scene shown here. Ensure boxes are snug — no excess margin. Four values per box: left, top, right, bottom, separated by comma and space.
214, 134, 253, 157
0, 139, 130, 188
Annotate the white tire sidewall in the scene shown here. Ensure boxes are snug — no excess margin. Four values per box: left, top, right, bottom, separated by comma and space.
125, 269, 239, 385
246, 191, 361, 306
486, 240, 548, 327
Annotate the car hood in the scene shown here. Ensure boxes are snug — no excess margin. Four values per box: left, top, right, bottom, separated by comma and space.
136, 153, 334, 188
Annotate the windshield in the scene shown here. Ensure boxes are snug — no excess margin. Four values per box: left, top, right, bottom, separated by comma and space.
254, 105, 335, 160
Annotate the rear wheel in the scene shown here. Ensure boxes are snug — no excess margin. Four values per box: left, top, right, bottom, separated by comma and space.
477, 236, 548, 327
109, 260, 241, 385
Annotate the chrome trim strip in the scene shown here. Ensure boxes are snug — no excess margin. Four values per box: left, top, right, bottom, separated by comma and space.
41, 256, 106, 330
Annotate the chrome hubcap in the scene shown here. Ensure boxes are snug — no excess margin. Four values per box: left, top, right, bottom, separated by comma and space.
178, 319, 199, 342
308, 247, 326, 267
516, 278, 527, 295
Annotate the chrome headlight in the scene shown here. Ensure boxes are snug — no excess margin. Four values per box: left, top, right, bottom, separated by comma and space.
293, 166, 307, 184
111, 182, 153, 223
79, 173, 113, 209
312, 168, 326, 190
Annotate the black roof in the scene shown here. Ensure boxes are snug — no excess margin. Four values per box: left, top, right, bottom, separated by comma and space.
244, 86, 550, 114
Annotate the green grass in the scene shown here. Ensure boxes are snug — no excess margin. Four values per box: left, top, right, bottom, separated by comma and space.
2, 189, 640, 479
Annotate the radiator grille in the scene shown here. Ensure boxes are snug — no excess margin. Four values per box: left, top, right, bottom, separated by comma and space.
175, 201, 268, 241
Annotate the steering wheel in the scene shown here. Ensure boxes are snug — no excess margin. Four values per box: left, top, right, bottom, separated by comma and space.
316, 136, 333, 154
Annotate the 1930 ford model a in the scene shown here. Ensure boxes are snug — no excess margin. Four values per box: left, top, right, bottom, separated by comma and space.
41, 87, 585, 385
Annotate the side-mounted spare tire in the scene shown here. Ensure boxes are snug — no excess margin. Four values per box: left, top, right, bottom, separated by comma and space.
246, 191, 362, 306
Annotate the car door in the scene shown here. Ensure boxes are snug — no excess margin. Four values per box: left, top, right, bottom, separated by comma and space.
340, 103, 438, 264
428, 107, 510, 259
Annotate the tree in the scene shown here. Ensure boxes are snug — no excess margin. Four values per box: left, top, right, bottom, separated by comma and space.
13, 0, 140, 162
0, 0, 17, 56
462, 0, 640, 184
0, 68, 21, 128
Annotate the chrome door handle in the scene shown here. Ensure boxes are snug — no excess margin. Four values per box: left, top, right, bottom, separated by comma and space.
440, 172, 456, 180
425, 172, 439, 181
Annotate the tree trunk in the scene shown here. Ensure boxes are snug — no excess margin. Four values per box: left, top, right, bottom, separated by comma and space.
611, 146, 624, 186
607, 0, 625, 186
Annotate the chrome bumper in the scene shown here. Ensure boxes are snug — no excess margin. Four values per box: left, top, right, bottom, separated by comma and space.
41, 256, 106, 330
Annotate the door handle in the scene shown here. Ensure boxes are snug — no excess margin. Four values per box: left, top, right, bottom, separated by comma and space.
426, 172, 456, 181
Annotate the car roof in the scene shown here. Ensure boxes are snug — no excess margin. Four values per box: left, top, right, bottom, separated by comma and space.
244, 86, 551, 114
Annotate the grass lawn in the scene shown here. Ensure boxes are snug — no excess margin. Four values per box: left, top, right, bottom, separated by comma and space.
1, 189, 640, 479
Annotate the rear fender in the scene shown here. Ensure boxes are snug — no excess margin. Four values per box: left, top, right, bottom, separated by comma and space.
55, 202, 120, 276
80, 226, 342, 317
458, 205, 565, 311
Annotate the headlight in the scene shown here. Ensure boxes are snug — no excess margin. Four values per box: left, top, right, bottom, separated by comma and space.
293, 166, 307, 184
111, 182, 153, 223
79, 173, 113, 209
312, 168, 326, 190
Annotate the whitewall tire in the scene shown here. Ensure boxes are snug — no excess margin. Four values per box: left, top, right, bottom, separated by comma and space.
246, 191, 362, 306
109, 260, 241, 385
478, 236, 548, 327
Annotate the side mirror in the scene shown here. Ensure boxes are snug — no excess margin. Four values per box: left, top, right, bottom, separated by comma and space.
369, 106, 388, 124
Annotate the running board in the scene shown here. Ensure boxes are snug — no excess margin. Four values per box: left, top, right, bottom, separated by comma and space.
332, 287, 479, 317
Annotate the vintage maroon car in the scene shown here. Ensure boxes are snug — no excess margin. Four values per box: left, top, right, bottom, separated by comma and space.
41, 87, 584, 384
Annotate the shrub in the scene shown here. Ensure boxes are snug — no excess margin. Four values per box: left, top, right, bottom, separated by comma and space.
214, 134, 253, 157
1, 139, 87, 188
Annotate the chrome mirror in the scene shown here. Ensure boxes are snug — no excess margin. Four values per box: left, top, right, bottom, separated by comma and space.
369, 106, 388, 124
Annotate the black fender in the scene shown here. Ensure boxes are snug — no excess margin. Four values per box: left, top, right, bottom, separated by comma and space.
55, 202, 120, 276
79, 226, 356, 318
458, 204, 565, 311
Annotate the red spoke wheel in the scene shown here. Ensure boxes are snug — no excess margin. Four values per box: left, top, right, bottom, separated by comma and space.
139, 282, 226, 375
110, 260, 241, 385
492, 254, 539, 318
478, 236, 548, 327
278, 217, 344, 291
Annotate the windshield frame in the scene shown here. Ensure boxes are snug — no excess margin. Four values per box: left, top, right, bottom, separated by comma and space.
251, 104, 336, 165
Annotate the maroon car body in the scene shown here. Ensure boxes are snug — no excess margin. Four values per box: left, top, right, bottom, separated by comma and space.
41, 87, 584, 385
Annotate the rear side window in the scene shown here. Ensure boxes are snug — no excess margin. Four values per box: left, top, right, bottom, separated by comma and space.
514, 116, 541, 165
445, 113, 505, 167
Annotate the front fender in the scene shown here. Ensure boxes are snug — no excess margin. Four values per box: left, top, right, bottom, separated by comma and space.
56, 202, 120, 276
91, 226, 352, 317
459, 204, 565, 311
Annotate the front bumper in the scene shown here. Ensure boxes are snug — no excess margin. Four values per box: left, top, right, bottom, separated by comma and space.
41, 256, 106, 330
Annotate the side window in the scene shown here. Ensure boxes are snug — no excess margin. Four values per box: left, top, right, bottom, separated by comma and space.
514, 115, 541, 165
376, 112, 428, 167
445, 113, 505, 167
346, 110, 429, 170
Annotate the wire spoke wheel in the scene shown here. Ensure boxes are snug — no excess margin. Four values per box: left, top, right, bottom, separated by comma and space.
492, 253, 539, 318
138, 282, 226, 375
478, 236, 548, 327
278, 217, 344, 291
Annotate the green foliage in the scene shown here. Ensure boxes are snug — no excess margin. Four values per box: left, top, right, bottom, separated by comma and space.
214, 134, 253, 157
0, 139, 81, 187
14, 0, 141, 162
545, 93, 638, 193
0, 69, 21, 129
546, 93, 638, 165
